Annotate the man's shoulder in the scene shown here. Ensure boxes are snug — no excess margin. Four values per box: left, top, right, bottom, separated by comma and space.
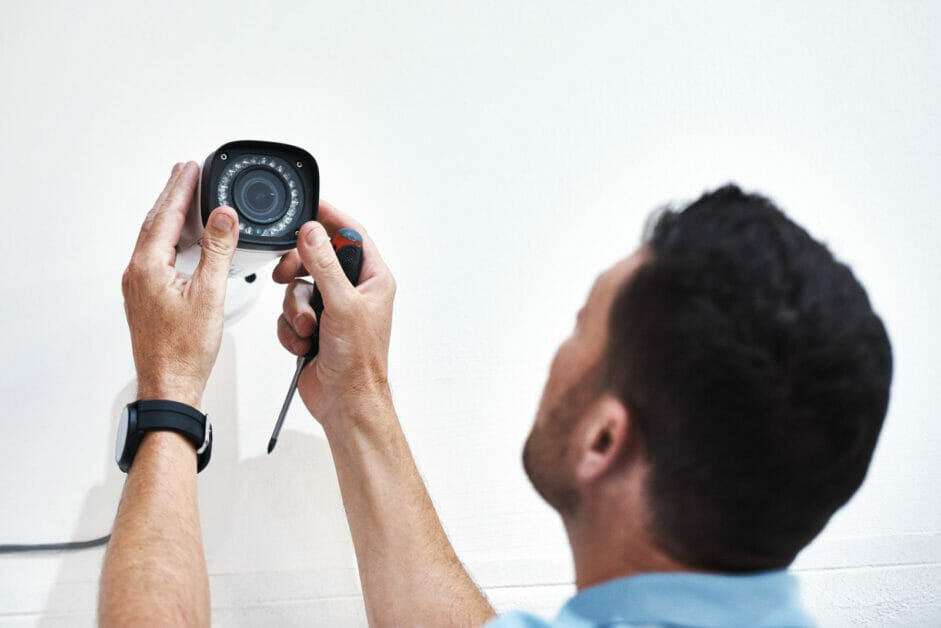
484, 609, 660, 628
484, 610, 556, 628
482, 571, 815, 628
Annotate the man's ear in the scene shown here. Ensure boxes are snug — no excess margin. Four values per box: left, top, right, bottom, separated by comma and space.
574, 394, 632, 485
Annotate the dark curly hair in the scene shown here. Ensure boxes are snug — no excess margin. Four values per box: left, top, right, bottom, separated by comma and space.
604, 184, 893, 571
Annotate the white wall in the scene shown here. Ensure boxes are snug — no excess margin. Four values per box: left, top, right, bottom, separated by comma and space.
1, 1, 939, 625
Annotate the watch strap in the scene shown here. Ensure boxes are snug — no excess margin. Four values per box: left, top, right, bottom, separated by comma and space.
137, 399, 205, 438
133, 400, 212, 472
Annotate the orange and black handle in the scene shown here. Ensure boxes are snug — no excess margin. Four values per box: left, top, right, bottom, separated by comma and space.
305, 227, 364, 360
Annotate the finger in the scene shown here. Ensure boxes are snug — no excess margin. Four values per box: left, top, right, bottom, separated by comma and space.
313, 199, 366, 236
297, 221, 357, 310
272, 249, 306, 284
134, 162, 183, 255
273, 199, 392, 287
190, 207, 239, 307
315, 200, 391, 285
136, 161, 201, 265
282, 279, 316, 337
277, 313, 310, 356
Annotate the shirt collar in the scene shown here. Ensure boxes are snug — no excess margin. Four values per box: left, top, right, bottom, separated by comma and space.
556, 570, 814, 627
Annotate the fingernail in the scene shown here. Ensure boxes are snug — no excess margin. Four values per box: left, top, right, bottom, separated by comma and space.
293, 314, 306, 334
212, 213, 234, 231
305, 223, 320, 246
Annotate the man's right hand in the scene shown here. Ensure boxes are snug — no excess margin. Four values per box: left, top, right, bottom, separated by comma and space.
274, 201, 494, 626
273, 200, 396, 428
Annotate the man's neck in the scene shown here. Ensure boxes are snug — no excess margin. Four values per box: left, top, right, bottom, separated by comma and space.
563, 499, 690, 590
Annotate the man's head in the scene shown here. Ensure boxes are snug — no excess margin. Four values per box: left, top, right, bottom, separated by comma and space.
524, 184, 893, 572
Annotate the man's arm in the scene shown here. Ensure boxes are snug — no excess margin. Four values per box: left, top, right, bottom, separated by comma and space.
275, 206, 496, 626
99, 162, 239, 627
327, 392, 495, 627
99, 432, 208, 626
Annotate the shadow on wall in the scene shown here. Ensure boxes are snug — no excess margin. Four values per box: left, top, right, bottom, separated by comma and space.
39, 334, 363, 627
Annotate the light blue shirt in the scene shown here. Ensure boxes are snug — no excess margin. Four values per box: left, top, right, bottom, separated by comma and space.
486, 570, 815, 628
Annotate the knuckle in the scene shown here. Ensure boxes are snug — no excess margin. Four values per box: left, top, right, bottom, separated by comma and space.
124, 257, 165, 294
277, 315, 303, 354
313, 248, 337, 272
284, 280, 309, 312
272, 259, 289, 282
281, 261, 305, 282
141, 257, 163, 275
282, 283, 295, 309
202, 235, 234, 257
125, 259, 148, 280
141, 208, 158, 228
276, 315, 292, 342
282, 297, 298, 320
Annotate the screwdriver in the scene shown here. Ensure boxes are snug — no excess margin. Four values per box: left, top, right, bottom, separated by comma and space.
267, 227, 364, 454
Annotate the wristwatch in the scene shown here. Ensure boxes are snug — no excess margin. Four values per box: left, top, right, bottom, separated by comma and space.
115, 400, 213, 473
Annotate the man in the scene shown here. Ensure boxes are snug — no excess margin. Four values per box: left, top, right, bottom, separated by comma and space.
99, 162, 892, 626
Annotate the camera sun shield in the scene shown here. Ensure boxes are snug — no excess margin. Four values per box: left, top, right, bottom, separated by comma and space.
200, 140, 319, 250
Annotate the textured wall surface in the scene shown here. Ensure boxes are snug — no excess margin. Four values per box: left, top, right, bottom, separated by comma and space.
1, 1, 939, 626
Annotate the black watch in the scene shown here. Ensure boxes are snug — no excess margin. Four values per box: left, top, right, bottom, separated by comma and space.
115, 400, 213, 473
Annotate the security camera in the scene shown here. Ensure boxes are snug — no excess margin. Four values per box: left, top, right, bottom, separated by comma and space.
175, 140, 319, 321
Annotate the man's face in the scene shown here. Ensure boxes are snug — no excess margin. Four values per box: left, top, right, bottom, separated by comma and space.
523, 250, 646, 513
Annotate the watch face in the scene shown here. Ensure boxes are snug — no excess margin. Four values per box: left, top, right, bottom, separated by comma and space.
115, 405, 129, 464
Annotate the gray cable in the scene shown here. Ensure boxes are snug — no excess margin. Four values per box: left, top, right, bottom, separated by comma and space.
0, 534, 110, 553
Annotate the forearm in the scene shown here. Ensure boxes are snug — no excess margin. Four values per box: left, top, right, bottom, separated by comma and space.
99, 432, 209, 628
324, 393, 495, 627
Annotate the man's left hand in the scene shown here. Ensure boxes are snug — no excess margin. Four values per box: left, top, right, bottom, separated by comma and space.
122, 161, 239, 408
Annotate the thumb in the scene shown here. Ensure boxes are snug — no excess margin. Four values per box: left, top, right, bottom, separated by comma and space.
193, 206, 239, 305
297, 221, 355, 311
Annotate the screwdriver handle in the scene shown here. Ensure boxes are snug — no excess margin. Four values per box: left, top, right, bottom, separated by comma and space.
305, 228, 364, 360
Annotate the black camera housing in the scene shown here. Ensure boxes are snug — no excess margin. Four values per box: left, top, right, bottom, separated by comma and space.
199, 140, 319, 250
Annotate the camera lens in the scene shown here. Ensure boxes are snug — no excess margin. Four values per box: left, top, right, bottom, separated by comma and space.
216, 153, 306, 238
232, 169, 287, 224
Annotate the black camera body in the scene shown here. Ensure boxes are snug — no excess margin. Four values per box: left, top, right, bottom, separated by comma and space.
176, 140, 319, 320
197, 140, 319, 250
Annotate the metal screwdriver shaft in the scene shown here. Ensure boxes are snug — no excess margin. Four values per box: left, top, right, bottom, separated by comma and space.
268, 356, 306, 453
267, 228, 364, 454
